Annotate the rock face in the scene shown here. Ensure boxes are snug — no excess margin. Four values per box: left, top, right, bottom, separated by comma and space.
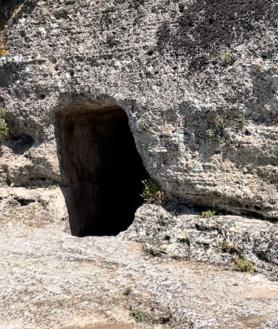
0, 0, 277, 218
0, 3, 278, 327
122, 204, 278, 280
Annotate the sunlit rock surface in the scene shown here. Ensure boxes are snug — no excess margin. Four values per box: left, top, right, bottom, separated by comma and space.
0, 0, 277, 218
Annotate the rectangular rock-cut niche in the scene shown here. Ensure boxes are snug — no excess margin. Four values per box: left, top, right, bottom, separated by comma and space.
56, 103, 149, 237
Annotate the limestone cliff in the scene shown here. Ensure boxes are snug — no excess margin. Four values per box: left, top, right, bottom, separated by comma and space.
0, 0, 278, 218
0, 2, 278, 328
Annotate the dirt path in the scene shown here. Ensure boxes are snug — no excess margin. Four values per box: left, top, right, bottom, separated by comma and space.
0, 220, 277, 329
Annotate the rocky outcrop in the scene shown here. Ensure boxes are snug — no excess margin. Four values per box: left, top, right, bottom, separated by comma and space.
0, 186, 68, 227
121, 204, 278, 280
0, 2, 277, 328
0, 0, 277, 218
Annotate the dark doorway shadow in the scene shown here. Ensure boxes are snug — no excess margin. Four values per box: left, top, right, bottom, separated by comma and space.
56, 102, 149, 237
0, 0, 27, 30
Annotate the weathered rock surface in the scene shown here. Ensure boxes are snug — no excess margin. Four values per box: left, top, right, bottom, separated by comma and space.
1, 208, 278, 329
0, 0, 277, 218
0, 2, 278, 326
0, 186, 68, 227
122, 204, 278, 280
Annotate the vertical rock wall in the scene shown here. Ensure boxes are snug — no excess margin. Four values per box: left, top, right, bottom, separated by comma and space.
0, 0, 277, 218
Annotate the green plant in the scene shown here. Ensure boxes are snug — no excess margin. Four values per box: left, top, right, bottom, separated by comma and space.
130, 310, 145, 323
204, 111, 246, 146
201, 210, 216, 218
234, 114, 246, 130
205, 129, 217, 140
235, 256, 256, 273
141, 179, 168, 205
0, 107, 8, 139
221, 51, 236, 66
206, 113, 230, 141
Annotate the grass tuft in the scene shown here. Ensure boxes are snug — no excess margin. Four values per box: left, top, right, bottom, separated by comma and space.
141, 179, 168, 205
0, 107, 8, 139
235, 256, 256, 273
201, 210, 216, 218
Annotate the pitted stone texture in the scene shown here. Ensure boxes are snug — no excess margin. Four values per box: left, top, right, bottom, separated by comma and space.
0, 0, 278, 217
0, 186, 69, 229
121, 204, 278, 280
0, 141, 61, 186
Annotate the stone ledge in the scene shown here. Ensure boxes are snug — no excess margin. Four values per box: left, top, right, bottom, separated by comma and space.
121, 204, 278, 280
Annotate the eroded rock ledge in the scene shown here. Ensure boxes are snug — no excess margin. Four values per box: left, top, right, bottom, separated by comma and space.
121, 204, 278, 280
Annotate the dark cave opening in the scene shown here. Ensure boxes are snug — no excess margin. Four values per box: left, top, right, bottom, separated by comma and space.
56, 103, 149, 237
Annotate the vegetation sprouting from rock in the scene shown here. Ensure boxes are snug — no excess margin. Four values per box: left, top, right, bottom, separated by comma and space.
235, 256, 256, 273
201, 210, 216, 218
221, 51, 236, 66
130, 310, 145, 323
0, 107, 8, 139
141, 179, 168, 205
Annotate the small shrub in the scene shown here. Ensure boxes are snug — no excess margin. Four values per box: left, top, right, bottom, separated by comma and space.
141, 179, 168, 205
205, 129, 217, 140
235, 256, 256, 273
130, 310, 145, 323
201, 210, 216, 218
221, 52, 236, 66
0, 107, 8, 139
